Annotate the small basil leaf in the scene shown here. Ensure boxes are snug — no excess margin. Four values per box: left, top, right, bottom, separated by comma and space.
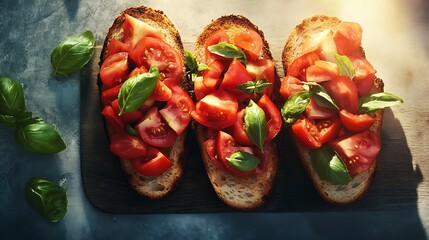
208, 42, 247, 63
304, 82, 338, 109
126, 124, 139, 136
226, 151, 260, 172
26, 178, 67, 223
197, 64, 210, 72
236, 80, 272, 94
118, 66, 159, 115
281, 91, 311, 125
359, 92, 404, 113
334, 53, 355, 79
15, 118, 66, 154
244, 100, 267, 151
185, 51, 198, 73
0, 77, 26, 116
51, 30, 95, 77
309, 144, 352, 184
0, 111, 32, 126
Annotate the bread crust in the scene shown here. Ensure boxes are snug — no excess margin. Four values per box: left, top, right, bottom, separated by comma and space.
98, 6, 187, 199
282, 15, 384, 204
192, 15, 280, 209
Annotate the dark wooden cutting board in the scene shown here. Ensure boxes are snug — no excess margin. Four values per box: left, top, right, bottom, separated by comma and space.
80, 46, 420, 214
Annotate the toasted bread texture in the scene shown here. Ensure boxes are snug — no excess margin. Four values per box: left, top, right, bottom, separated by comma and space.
282, 15, 384, 204
192, 15, 279, 209
99, 6, 187, 199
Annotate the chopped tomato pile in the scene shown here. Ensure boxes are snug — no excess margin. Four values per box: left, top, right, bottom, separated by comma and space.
99, 14, 194, 177
192, 28, 281, 177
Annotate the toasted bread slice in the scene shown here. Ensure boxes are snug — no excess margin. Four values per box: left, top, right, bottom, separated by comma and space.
282, 15, 384, 204
192, 15, 279, 209
99, 6, 188, 199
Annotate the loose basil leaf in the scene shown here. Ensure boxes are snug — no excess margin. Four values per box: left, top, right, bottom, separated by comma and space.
208, 42, 247, 63
244, 100, 267, 151
236, 80, 272, 94
118, 66, 159, 115
281, 91, 311, 125
226, 151, 260, 172
26, 178, 67, 223
334, 53, 355, 79
0, 77, 26, 116
15, 117, 66, 154
51, 30, 95, 77
359, 92, 403, 113
126, 124, 139, 136
309, 144, 352, 185
0, 111, 32, 126
303, 82, 338, 109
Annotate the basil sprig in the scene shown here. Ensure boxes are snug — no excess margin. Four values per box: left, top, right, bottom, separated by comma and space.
118, 66, 159, 115
359, 92, 403, 113
26, 178, 68, 222
226, 151, 260, 172
281, 91, 311, 125
236, 80, 272, 94
208, 42, 247, 63
244, 100, 267, 151
51, 30, 95, 77
309, 144, 352, 184
334, 53, 355, 79
185, 51, 210, 82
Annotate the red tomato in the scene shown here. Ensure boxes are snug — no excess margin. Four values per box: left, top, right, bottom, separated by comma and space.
279, 76, 304, 98
339, 109, 376, 132
321, 76, 358, 113
106, 39, 131, 58
204, 138, 227, 170
333, 22, 363, 55
204, 30, 229, 62
329, 130, 380, 176
232, 109, 254, 146
131, 37, 183, 83
349, 55, 376, 96
291, 117, 321, 149
316, 118, 341, 144
110, 99, 143, 124
101, 84, 122, 107
100, 52, 129, 88
257, 94, 282, 141
220, 58, 252, 95
152, 80, 173, 102
101, 105, 125, 134
191, 90, 238, 130
302, 29, 337, 61
159, 85, 195, 135
139, 97, 156, 114
122, 14, 163, 48
109, 133, 147, 159
202, 60, 225, 90
234, 29, 262, 61
246, 59, 275, 96
306, 60, 339, 83
131, 146, 172, 176
287, 52, 319, 79
135, 106, 178, 148
305, 99, 337, 120
194, 76, 212, 101
127, 66, 148, 78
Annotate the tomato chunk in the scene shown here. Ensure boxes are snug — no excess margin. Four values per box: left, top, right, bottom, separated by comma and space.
302, 29, 338, 61
111, 99, 143, 124
204, 30, 229, 62
339, 109, 376, 132
306, 60, 339, 83
246, 59, 275, 96
349, 55, 376, 96
305, 99, 337, 120
232, 109, 254, 146
109, 133, 147, 159
220, 58, 252, 95
287, 52, 319, 79
291, 117, 321, 149
122, 14, 163, 48
101, 105, 125, 135
100, 52, 129, 88
101, 84, 122, 107
257, 94, 282, 141
131, 146, 172, 176
333, 22, 363, 55
106, 39, 131, 58
234, 29, 263, 61
202, 60, 225, 90
316, 118, 341, 144
321, 76, 358, 113
279, 76, 304, 99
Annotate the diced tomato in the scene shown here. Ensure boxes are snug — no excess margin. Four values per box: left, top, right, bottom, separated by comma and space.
101, 105, 125, 134
101, 84, 122, 107
339, 109, 376, 132
287, 52, 319, 80
349, 55, 376, 96
204, 138, 227, 170
110, 99, 143, 124
305, 99, 337, 120
109, 133, 147, 159
333, 22, 363, 55
139, 97, 156, 113
131, 37, 183, 83
202, 60, 225, 90
257, 94, 282, 141
194, 76, 212, 101
135, 107, 178, 148
232, 109, 254, 146
204, 30, 230, 62
220, 58, 252, 96
106, 39, 131, 58
316, 118, 341, 144
291, 117, 321, 149
191, 89, 238, 130
99, 52, 129, 88
233, 29, 263, 61
127, 66, 148, 78
131, 146, 172, 176
246, 59, 275, 96
321, 76, 358, 113
152, 80, 173, 102
279, 76, 304, 99
306, 60, 339, 83
302, 29, 338, 61
329, 130, 380, 176
122, 14, 163, 48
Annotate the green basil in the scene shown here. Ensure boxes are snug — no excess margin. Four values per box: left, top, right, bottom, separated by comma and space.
359, 92, 404, 113
185, 51, 210, 82
309, 144, 352, 184
0, 77, 26, 116
118, 66, 159, 115
236, 80, 272, 94
0, 111, 32, 126
244, 100, 267, 151
208, 42, 247, 63
281, 91, 311, 125
15, 118, 66, 154
334, 53, 355, 79
226, 151, 260, 172
51, 30, 95, 77
26, 178, 67, 222
303, 82, 338, 109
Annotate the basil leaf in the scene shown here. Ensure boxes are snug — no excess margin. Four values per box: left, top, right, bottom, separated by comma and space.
0, 111, 32, 126
208, 42, 247, 63
0, 77, 26, 116
304, 82, 338, 109
185, 51, 198, 73
118, 66, 159, 115
244, 100, 267, 151
334, 53, 355, 79
26, 178, 67, 222
126, 124, 139, 136
15, 118, 66, 154
236, 80, 272, 94
197, 64, 210, 72
359, 92, 404, 113
51, 30, 95, 77
281, 91, 311, 125
309, 144, 352, 184
226, 151, 260, 172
